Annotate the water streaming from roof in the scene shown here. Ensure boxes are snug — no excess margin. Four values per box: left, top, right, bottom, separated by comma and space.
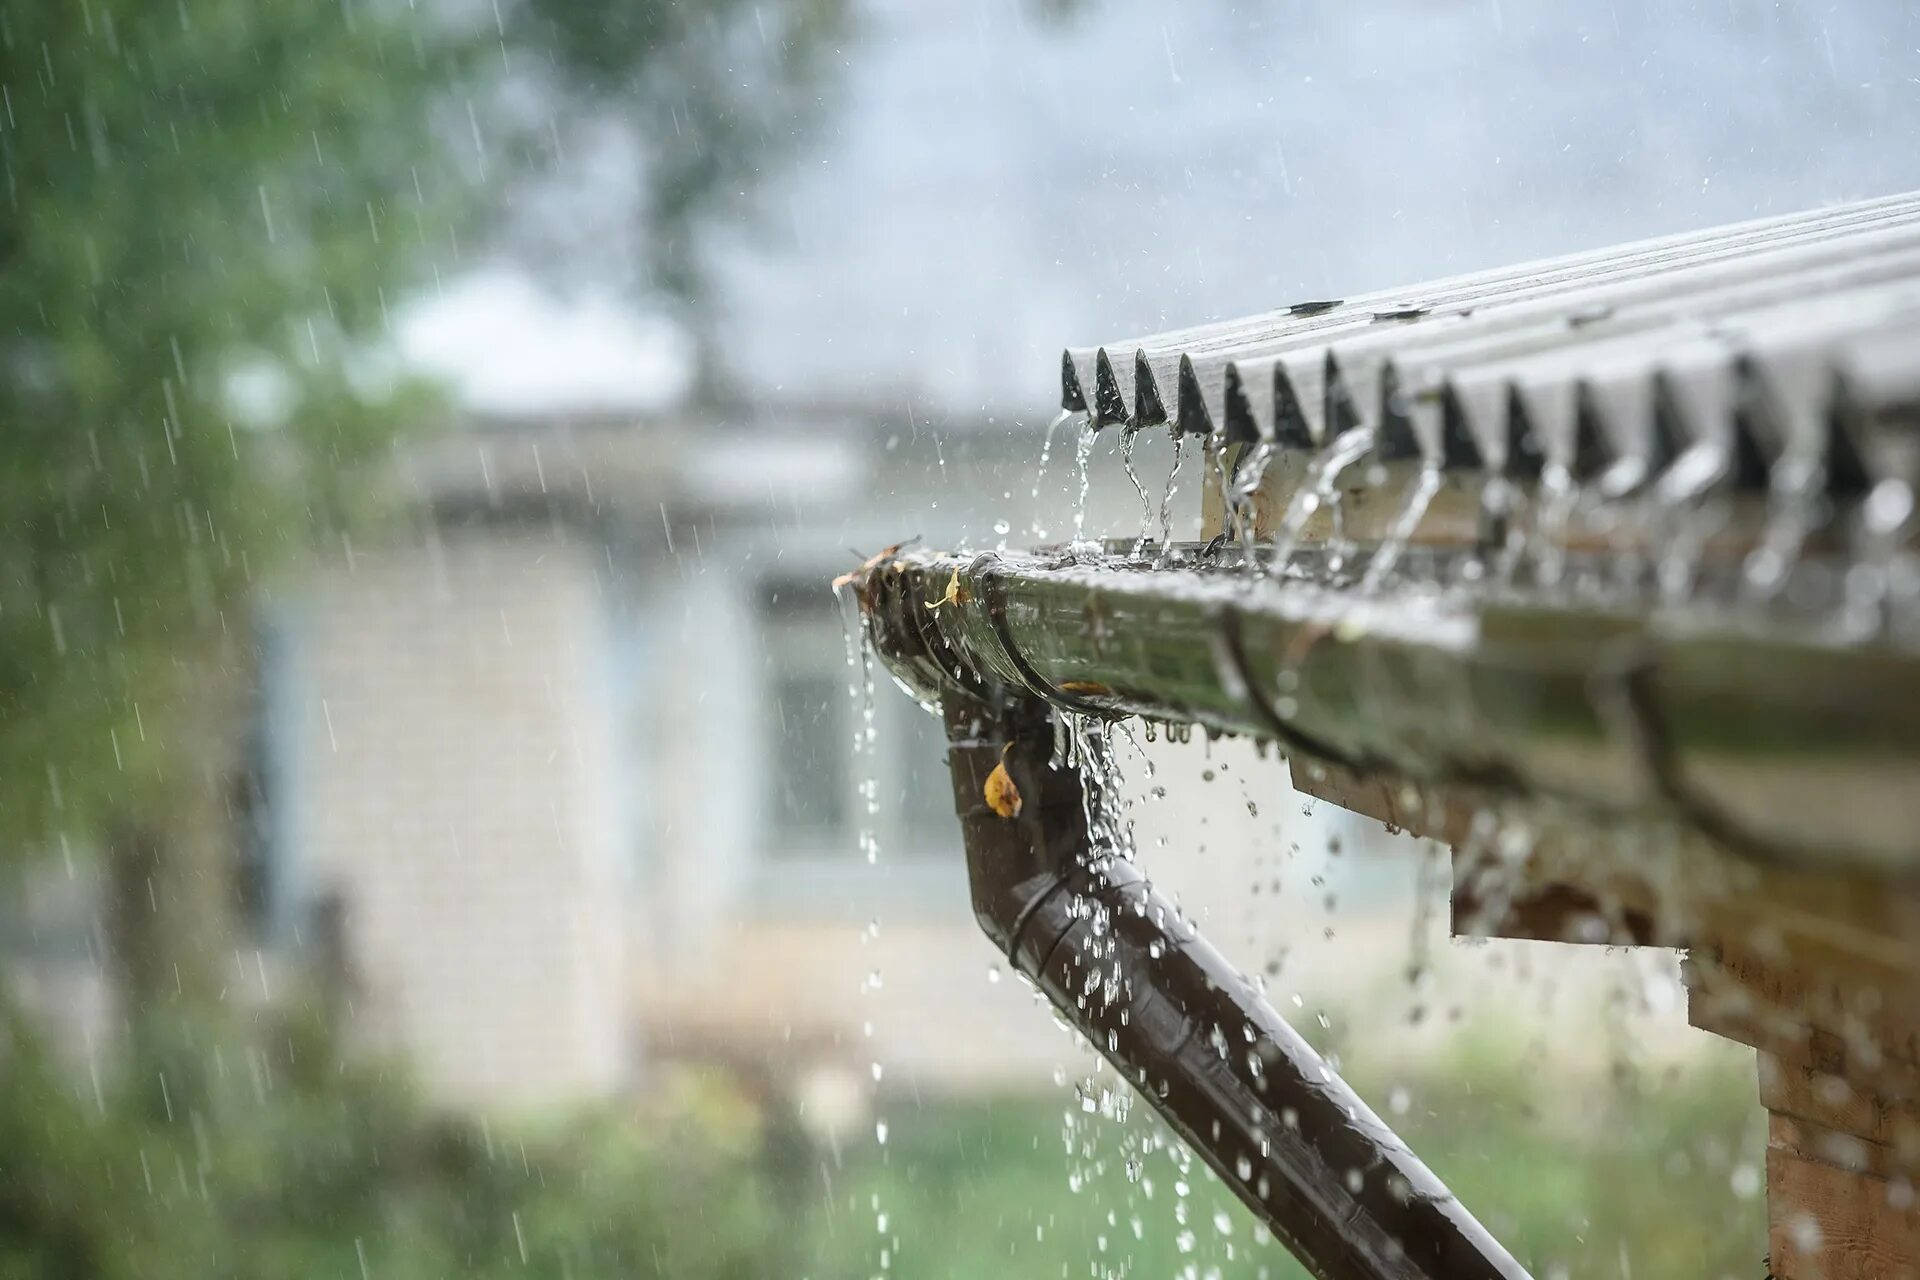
835, 587, 894, 1279
1357, 466, 1444, 595
1154, 434, 1190, 566
1071, 415, 1098, 551
1265, 426, 1380, 578
1120, 427, 1155, 558
1031, 407, 1075, 541
1225, 439, 1277, 561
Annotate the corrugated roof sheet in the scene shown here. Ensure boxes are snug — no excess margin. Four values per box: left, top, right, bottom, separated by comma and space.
1064, 192, 1920, 490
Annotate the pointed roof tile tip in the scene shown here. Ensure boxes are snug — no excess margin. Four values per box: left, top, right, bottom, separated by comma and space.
1175, 354, 1214, 439
1727, 356, 1776, 491
1060, 350, 1089, 413
1092, 348, 1130, 430
1730, 407, 1774, 491
1820, 369, 1874, 498
1321, 351, 1364, 440
1374, 364, 1423, 463
1221, 362, 1262, 447
1437, 383, 1486, 471
1272, 369, 1315, 450
1502, 385, 1547, 479
1569, 385, 1615, 483
1647, 373, 1687, 470
1132, 350, 1168, 428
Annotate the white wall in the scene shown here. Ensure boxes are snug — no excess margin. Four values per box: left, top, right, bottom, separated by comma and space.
288, 528, 629, 1108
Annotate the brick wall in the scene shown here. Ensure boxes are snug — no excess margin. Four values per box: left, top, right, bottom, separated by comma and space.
288, 527, 629, 1108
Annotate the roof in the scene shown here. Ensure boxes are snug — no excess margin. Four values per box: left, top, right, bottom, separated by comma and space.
1065, 191, 1920, 489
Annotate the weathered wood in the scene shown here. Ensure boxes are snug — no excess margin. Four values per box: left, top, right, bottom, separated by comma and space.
1765, 1148, 1919, 1279
1678, 945, 1920, 1280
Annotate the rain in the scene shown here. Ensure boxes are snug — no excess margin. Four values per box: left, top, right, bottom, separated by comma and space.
3, 3, 1919, 1280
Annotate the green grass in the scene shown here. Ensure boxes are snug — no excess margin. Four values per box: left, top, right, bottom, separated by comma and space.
797, 1053, 1769, 1280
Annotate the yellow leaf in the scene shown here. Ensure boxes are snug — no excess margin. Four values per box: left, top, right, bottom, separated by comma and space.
984, 748, 1022, 819
926, 568, 971, 610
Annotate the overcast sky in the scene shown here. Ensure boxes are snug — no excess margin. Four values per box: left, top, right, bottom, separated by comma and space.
408, 0, 1920, 418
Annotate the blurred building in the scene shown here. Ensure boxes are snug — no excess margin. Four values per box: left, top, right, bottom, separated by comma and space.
5, 0, 1843, 1116
250, 407, 1107, 1111
237, 395, 1432, 1117
0, 401, 1697, 1117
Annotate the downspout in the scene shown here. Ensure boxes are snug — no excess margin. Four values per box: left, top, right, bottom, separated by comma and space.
941, 690, 1529, 1280
854, 563, 1531, 1280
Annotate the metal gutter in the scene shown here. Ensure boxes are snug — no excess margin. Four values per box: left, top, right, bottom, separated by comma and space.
857, 544, 1920, 876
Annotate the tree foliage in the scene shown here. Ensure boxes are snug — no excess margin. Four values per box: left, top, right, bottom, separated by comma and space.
511, 0, 851, 312
0, 0, 847, 856
0, 1001, 795, 1280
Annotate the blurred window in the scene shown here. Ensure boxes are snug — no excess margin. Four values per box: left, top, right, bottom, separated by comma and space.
759, 578, 955, 862
233, 613, 290, 940
771, 668, 850, 837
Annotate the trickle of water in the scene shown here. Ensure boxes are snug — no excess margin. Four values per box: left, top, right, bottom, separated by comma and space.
1356, 465, 1442, 594
1030, 407, 1075, 539
1154, 434, 1189, 565
1740, 452, 1824, 608
1527, 463, 1585, 591
1266, 427, 1378, 578
1226, 441, 1276, 561
1071, 416, 1098, 549
836, 595, 894, 1279
1844, 476, 1918, 636
1655, 490, 1731, 607
1638, 441, 1737, 604
1121, 427, 1155, 558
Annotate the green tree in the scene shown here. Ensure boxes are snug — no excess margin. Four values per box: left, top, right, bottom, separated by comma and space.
0, 0, 846, 1023
510, 0, 851, 388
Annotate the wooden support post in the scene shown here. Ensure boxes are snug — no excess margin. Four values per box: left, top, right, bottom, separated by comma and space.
1686, 951, 1920, 1279
1314, 759, 1920, 1278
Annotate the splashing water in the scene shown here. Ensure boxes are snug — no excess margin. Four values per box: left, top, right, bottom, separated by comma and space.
1266, 426, 1379, 578
1357, 465, 1442, 594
